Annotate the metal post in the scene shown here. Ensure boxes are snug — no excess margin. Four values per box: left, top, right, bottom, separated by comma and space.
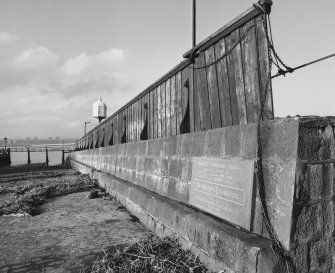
28, 148, 31, 165
62, 150, 65, 165
84, 121, 91, 135
7, 148, 11, 165
192, 0, 196, 48
45, 148, 49, 166
4, 138, 7, 150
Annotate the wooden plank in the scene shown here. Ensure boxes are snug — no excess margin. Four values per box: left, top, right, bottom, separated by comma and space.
241, 20, 261, 123
131, 104, 135, 142
225, 29, 247, 125
155, 87, 161, 138
143, 93, 149, 139
188, 65, 194, 133
194, 51, 211, 131
205, 45, 222, 129
160, 83, 166, 137
149, 91, 153, 139
215, 37, 233, 127
165, 78, 171, 137
124, 109, 128, 142
170, 75, 177, 136
118, 113, 122, 144
175, 71, 182, 135
136, 99, 141, 141
255, 15, 274, 120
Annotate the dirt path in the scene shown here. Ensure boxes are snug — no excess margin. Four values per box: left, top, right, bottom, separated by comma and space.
0, 169, 151, 273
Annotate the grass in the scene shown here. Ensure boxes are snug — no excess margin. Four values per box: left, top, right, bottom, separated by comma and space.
89, 235, 211, 273
0, 173, 96, 216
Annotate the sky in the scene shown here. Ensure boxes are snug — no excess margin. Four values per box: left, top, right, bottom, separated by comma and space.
0, 0, 334, 139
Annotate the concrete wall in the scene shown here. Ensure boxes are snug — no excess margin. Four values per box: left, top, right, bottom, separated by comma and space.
69, 117, 335, 273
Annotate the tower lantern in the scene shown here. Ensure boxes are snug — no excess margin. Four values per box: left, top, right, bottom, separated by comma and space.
92, 96, 107, 123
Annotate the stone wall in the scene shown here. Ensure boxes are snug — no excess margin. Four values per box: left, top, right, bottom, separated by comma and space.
69, 117, 335, 272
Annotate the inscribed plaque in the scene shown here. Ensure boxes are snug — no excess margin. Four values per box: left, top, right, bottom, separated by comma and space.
189, 157, 255, 230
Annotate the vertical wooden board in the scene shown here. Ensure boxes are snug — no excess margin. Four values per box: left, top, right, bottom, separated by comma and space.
225, 29, 247, 125
241, 21, 261, 123
175, 71, 182, 135
149, 91, 154, 139
153, 88, 157, 139
205, 45, 222, 129
129, 104, 132, 142
140, 97, 145, 137
124, 109, 127, 142
138, 98, 142, 141
144, 93, 149, 136
255, 15, 274, 120
194, 51, 211, 131
181, 69, 187, 121
132, 103, 136, 142
165, 78, 171, 137
170, 75, 177, 136
188, 64, 194, 133
118, 113, 122, 144
104, 119, 109, 147
156, 86, 162, 138
108, 118, 113, 146
128, 106, 131, 143
139, 98, 143, 140
215, 37, 232, 127
134, 100, 139, 142
160, 83, 166, 137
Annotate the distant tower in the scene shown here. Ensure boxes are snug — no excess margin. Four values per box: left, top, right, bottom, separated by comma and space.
92, 96, 107, 123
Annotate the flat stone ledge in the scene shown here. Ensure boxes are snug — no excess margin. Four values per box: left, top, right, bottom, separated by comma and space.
70, 159, 276, 273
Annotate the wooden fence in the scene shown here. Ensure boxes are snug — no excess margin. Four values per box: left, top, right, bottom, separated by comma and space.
76, 5, 273, 150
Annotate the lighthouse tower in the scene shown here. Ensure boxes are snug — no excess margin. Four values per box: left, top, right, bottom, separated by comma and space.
92, 96, 107, 123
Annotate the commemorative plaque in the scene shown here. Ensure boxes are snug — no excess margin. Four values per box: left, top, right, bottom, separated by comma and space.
189, 157, 255, 230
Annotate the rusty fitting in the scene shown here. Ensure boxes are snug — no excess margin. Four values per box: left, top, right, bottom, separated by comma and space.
259, 0, 273, 14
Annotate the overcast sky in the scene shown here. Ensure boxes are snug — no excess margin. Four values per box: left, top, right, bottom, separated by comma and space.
0, 0, 334, 139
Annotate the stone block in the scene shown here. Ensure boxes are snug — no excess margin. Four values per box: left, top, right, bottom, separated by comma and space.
126, 142, 137, 156
181, 132, 206, 157
262, 200, 292, 249
204, 128, 224, 157
146, 138, 164, 156
309, 238, 332, 271
262, 160, 296, 203
168, 158, 182, 179
163, 136, 179, 157
298, 121, 333, 161
160, 158, 169, 177
291, 244, 309, 273
260, 118, 299, 162
136, 141, 147, 156
293, 204, 322, 244
321, 201, 334, 237
222, 126, 242, 158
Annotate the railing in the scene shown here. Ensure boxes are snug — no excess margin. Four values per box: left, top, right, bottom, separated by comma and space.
76, 5, 273, 151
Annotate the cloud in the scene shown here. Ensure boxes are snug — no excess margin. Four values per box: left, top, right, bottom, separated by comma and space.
61, 48, 127, 76
0, 44, 135, 139
11, 46, 59, 72
0, 30, 18, 44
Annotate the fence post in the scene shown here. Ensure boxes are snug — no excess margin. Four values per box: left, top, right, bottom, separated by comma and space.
7, 148, 11, 165
27, 148, 31, 165
62, 150, 65, 165
45, 148, 49, 166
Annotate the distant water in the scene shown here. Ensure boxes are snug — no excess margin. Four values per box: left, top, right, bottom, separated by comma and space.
10, 151, 65, 166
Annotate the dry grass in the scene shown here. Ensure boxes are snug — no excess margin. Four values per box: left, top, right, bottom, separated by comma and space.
89, 235, 211, 273
0, 174, 95, 216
